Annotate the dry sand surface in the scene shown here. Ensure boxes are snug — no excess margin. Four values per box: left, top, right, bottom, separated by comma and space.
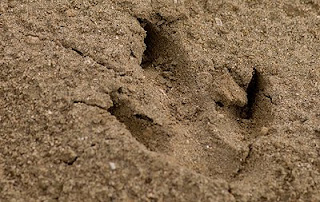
1, 0, 320, 201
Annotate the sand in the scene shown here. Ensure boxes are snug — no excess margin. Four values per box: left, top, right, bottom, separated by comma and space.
1, 0, 320, 201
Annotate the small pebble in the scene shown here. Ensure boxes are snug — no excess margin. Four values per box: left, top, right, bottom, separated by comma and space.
66, 9, 77, 17
261, 127, 269, 135
61, 148, 78, 165
26, 36, 40, 44
217, 114, 224, 119
109, 162, 116, 170
215, 18, 223, 26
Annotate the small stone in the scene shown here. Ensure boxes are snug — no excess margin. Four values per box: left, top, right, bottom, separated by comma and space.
60, 148, 78, 165
26, 36, 40, 44
109, 162, 116, 170
66, 9, 77, 17
261, 127, 269, 135
215, 18, 223, 26
217, 114, 224, 119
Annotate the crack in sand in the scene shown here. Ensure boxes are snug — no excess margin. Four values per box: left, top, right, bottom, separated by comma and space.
73, 100, 109, 111
57, 40, 118, 71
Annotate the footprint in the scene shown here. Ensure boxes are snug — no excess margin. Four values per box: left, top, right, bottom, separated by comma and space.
108, 17, 273, 179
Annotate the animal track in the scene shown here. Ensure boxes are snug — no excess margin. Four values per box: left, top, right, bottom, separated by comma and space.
107, 18, 273, 179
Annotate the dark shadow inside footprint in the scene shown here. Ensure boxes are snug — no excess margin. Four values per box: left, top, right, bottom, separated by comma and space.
138, 18, 193, 87
139, 19, 173, 69
108, 90, 172, 153
239, 69, 273, 127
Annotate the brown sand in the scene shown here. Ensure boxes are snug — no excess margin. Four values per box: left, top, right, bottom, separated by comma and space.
1, 0, 320, 201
